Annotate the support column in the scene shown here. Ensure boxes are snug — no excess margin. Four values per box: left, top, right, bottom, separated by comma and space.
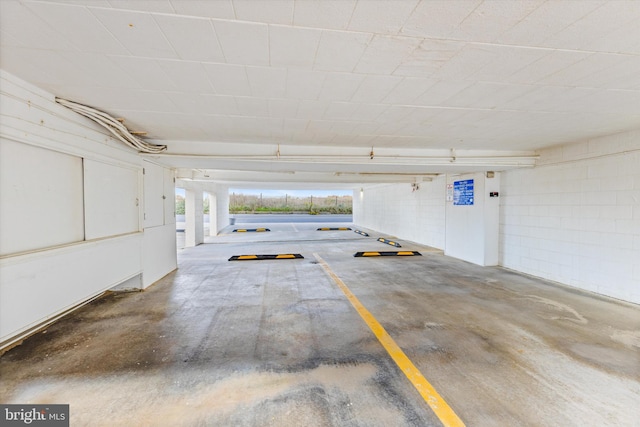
185, 186, 204, 247
216, 186, 229, 232
208, 192, 217, 236
444, 172, 500, 266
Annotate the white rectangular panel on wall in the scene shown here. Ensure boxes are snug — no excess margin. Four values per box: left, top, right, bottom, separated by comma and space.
1, 234, 142, 343
143, 161, 164, 228
142, 225, 177, 288
84, 159, 140, 240
0, 138, 84, 256
163, 167, 175, 225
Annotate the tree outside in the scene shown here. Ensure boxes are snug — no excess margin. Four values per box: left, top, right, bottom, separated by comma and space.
176, 192, 352, 215
229, 193, 352, 214
175, 194, 210, 214
175, 194, 185, 214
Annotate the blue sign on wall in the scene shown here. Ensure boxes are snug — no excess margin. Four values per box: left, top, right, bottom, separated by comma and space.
453, 179, 474, 205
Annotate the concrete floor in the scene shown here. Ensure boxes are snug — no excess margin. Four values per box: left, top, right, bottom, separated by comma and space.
1, 221, 639, 426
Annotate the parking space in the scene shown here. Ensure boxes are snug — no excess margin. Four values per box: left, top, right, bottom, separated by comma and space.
1, 220, 638, 426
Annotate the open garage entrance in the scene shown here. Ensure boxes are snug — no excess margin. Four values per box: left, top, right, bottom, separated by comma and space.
1, 1, 639, 425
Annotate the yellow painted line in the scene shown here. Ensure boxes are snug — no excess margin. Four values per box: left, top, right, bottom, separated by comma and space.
362, 252, 381, 257
237, 255, 258, 260
275, 254, 296, 259
397, 251, 415, 256
314, 253, 465, 427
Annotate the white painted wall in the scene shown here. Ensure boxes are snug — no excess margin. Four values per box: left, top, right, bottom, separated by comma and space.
208, 192, 218, 236
0, 235, 142, 345
353, 177, 446, 249
445, 172, 500, 266
176, 180, 228, 239
185, 187, 204, 247
142, 161, 177, 288
500, 130, 640, 304
0, 139, 85, 256
0, 71, 177, 348
84, 159, 141, 240
216, 185, 230, 233
352, 131, 639, 304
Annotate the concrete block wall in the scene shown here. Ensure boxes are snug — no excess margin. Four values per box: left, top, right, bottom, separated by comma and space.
353, 130, 639, 305
353, 176, 446, 249
500, 130, 640, 304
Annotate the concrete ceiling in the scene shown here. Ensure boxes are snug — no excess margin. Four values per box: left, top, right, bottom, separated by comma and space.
1, 0, 640, 187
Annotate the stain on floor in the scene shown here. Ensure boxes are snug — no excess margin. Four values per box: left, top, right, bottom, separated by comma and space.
1, 223, 639, 426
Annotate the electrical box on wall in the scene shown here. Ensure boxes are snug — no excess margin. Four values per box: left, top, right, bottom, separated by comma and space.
490, 192, 499, 197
